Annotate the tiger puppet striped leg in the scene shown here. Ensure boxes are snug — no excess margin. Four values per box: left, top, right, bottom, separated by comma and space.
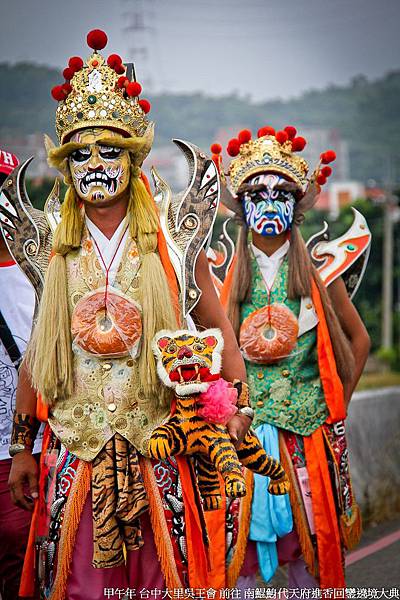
147, 416, 188, 460
205, 426, 248, 499
236, 430, 290, 495
195, 454, 223, 511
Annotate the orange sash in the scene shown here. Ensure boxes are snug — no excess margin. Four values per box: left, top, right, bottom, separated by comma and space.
304, 429, 345, 589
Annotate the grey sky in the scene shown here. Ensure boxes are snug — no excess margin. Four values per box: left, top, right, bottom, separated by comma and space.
0, 0, 399, 101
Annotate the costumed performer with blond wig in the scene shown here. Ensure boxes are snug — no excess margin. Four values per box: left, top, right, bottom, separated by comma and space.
3, 30, 256, 600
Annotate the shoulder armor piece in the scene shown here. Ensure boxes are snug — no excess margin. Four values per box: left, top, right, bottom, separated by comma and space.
0, 158, 54, 306
307, 207, 371, 298
151, 139, 220, 318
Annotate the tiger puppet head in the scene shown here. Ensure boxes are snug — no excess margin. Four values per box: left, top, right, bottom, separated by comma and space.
152, 328, 224, 396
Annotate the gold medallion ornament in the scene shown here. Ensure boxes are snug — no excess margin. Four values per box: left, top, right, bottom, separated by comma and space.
239, 303, 299, 364
51, 29, 152, 144
71, 288, 142, 358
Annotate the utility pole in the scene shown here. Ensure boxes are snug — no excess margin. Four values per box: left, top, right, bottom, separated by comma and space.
381, 195, 395, 349
381, 154, 399, 350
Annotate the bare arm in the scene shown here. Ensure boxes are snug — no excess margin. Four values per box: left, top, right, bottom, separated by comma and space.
8, 361, 39, 511
191, 251, 250, 445
328, 277, 371, 406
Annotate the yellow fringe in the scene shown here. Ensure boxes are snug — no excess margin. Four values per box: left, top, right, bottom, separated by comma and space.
140, 458, 183, 589
340, 503, 362, 550
227, 469, 254, 588
50, 461, 91, 600
279, 434, 318, 579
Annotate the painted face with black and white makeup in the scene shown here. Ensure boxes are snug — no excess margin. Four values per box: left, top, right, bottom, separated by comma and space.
69, 128, 130, 205
242, 173, 296, 236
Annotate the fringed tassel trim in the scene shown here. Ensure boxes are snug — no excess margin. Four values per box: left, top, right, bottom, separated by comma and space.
340, 503, 362, 551
49, 461, 91, 600
140, 458, 183, 589
279, 434, 318, 579
227, 468, 254, 587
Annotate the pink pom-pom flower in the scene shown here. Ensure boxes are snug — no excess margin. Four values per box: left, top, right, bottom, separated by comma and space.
197, 378, 238, 425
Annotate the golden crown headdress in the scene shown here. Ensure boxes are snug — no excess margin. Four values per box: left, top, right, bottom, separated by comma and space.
211, 125, 336, 194
51, 29, 152, 144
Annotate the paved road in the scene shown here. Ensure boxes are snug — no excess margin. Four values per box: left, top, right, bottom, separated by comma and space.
258, 517, 400, 589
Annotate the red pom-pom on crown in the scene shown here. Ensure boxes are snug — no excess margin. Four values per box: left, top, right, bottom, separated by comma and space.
291, 136, 307, 152
210, 143, 222, 154
320, 150, 336, 164
68, 56, 84, 72
275, 130, 289, 144
284, 126, 297, 140
258, 126, 275, 137
238, 129, 252, 144
117, 76, 129, 89
63, 67, 74, 81
62, 82, 72, 95
317, 173, 327, 185
321, 166, 332, 177
87, 29, 108, 51
126, 81, 142, 97
114, 64, 125, 75
107, 54, 122, 69
51, 85, 66, 102
139, 99, 151, 114
227, 139, 240, 157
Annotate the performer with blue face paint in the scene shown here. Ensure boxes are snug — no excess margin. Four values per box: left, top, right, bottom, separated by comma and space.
242, 173, 296, 237
211, 125, 371, 591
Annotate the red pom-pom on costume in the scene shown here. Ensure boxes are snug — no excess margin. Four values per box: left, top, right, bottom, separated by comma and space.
115, 64, 126, 75
87, 29, 108, 51
238, 129, 252, 144
320, 150, 336, 164
126, 81, 142, 97
51, 85, 66, 101
117, 76, 129, 89
227, 139, 240, 157
275, 130, 289, 144
258, 126, 275, 137
107, 54, 122, 69
321, 166, 332, 177
63, 67, 74, 81
62, 83, 72, 95
317, 174, 327, 185
291, 136, 307, 152
68, 56, 84, 72
210, 143, 222, 155
284, 126, 297, 140
139, 99, 151, 114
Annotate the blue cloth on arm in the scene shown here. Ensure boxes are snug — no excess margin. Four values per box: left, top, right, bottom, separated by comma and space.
249, 423, 293, 582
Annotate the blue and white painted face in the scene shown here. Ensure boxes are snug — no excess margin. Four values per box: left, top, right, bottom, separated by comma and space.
242, 173, 296, 237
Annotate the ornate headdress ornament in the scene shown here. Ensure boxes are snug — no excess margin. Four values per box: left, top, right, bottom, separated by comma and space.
211, 125, 336, 195
51, 29, 152, 144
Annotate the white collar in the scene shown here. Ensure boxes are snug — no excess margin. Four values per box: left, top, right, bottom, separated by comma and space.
85, 215, 128, 245
251, 239, 290, 264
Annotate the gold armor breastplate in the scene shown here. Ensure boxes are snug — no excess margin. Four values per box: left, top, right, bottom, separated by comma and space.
48, 228, 169, 461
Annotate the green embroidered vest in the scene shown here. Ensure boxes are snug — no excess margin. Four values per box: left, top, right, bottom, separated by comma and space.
240, 256, 328, 436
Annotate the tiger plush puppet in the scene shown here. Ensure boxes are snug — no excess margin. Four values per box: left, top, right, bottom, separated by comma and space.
150, 328, 289, 510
